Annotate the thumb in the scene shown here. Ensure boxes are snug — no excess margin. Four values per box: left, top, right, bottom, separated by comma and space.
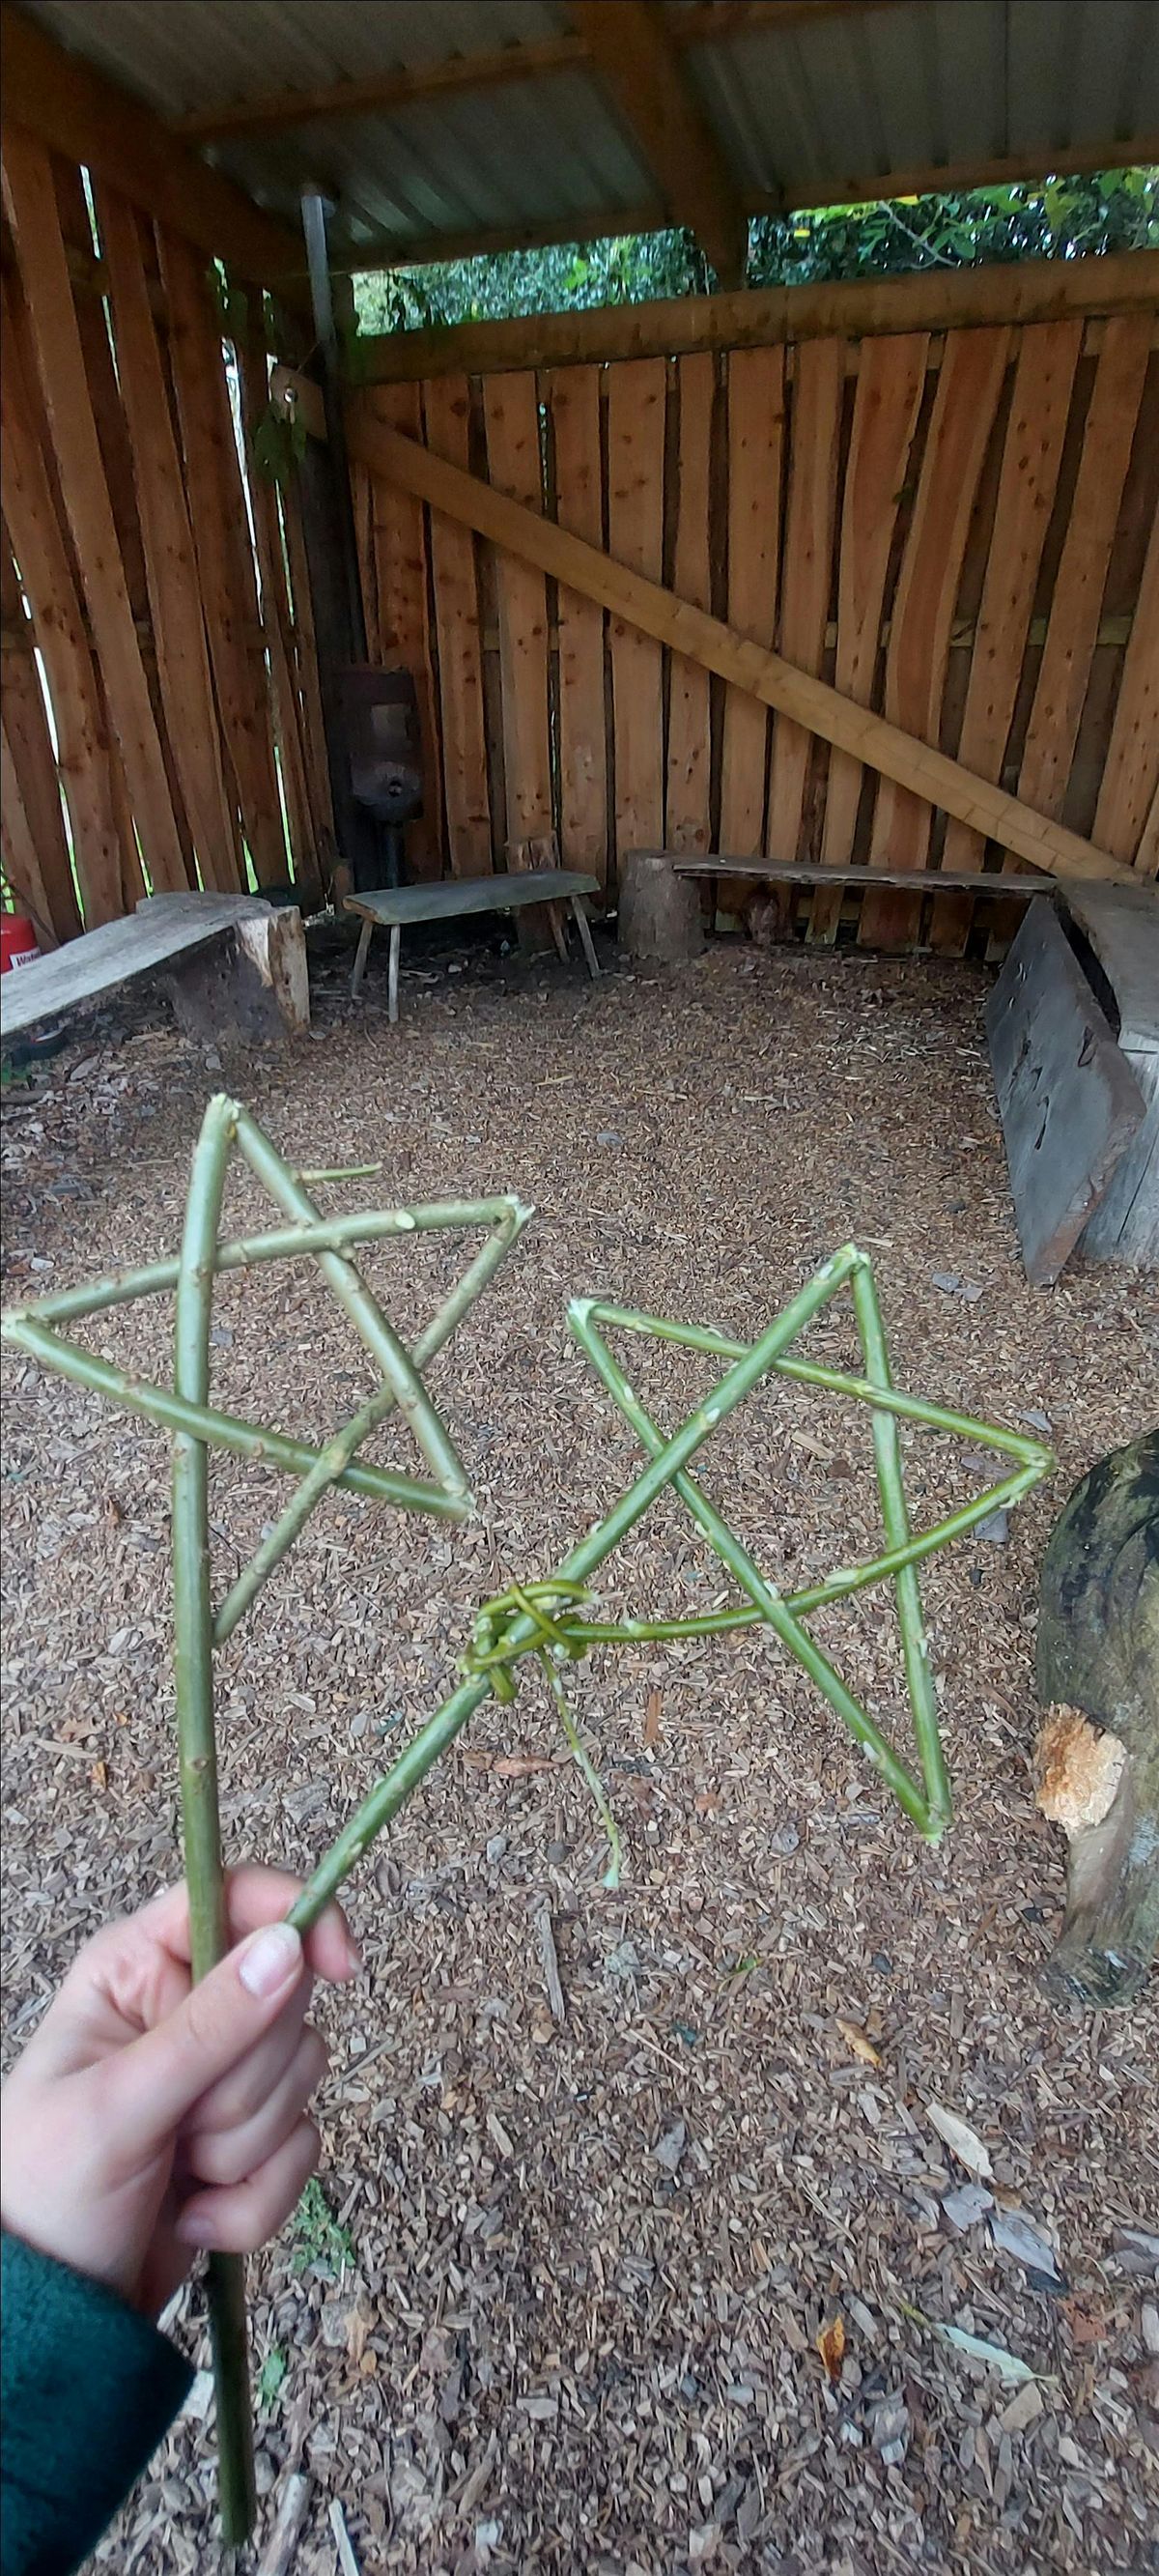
109, 1922, 304, 2141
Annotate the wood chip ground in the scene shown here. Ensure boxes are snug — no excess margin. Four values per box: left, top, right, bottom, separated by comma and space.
2, 937, 1156, 2575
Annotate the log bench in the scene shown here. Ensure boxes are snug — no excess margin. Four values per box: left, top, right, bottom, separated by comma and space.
0, 893, 309, 1046
345, 871, 601, 1020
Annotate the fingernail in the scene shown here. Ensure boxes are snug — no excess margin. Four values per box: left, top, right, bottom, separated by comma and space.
344, 1934, 363, 1976
238, 1921, 301, 1997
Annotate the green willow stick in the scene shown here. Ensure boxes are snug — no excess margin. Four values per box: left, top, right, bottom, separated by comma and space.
212, 1202, 529, 1644
0, 1316, 466, 1520
171, 1097, 256, 2547
233, 1106, 469, 1503
852, 1259, 950, 1834
12, 1196, 527, 1328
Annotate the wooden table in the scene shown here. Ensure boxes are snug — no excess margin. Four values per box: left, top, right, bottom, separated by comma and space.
345, 871, 601, 1020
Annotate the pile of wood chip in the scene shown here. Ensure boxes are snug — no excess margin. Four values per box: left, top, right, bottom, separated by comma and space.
3, 943, 1156, 2575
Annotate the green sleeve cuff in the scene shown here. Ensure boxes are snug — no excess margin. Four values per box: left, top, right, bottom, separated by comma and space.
1, 2233, 193, 2576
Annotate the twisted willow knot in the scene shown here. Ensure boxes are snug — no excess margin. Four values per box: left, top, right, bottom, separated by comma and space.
462, 1579, 592, 1700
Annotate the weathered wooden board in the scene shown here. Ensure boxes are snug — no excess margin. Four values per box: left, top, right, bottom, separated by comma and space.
811, 329, 927, 939
767, 335, 842, 870
1093, 503, 1159, 865
986, 899, 1145, 1285
483, 371, 553, 846
0, 284, 123, 925
548, 363, 608, 886
0, 530, 81, 944
862, 327, 1009, 946
0, 892, 289, 1036
664, 352, 715, 856
1061, 879, 1159, 1053
422, 375, 493, 875
160, 227, 286, 885
671, 855, 1049, 895
235, 322, 322, 904
98, 183, 240, 891
1017, 315, 1152, 821
720, 347, 782, 857
607, 359, 666, 865
364, 381, 442, 877
2, 129, 186, 897
938, 321, 1082, 942
1078, 1049, 1158, 1269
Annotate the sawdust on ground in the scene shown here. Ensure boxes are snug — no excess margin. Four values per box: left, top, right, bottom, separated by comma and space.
2, 937, 1157, 2576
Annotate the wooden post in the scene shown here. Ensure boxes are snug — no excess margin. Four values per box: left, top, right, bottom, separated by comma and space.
618, 850, 704, 963
297, 188, 378, 893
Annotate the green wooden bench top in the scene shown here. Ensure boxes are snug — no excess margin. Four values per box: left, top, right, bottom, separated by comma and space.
345, 870, 598, 929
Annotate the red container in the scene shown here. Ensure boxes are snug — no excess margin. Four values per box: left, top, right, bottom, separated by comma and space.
1, 914, 40, 973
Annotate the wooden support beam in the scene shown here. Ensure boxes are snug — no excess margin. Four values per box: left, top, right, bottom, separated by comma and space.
357, 251, 1159, 383
568, 1, 749, 288
279, 365, 1135, 892
0, 4, 307, 296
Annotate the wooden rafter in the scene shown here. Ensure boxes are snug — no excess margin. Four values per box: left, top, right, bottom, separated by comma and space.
172, 3, 904, 144
279, 365, 1135, 890
567, 1, 748, 287
0, 4, 307, 296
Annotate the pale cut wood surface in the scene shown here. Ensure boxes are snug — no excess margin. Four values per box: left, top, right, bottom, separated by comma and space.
664, 352, 714, 856
720, 347, 783, 856
1061, 880, 1159, 1052
862, 327, 1009, 945
812, 329, 927, 940
293, 370, 1133, 891
1017, 315, 1152, 822
421, 376, 493, 876
548, 363, 608, 886
2, 128, 186, 897
365, 381, 442, 877
608, 360, 666, 866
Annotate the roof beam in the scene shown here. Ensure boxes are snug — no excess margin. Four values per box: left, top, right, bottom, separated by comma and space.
171, 4, 904, 145
566, 1, 748, 286
173, 33, 587, 142
0, 3, 308, 296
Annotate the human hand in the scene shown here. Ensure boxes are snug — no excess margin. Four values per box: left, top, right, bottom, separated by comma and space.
0, 1868, 358, 2317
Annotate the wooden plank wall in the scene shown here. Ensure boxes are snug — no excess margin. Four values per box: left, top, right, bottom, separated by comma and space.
358, 316, 1158, 947
0, 134, 329, 941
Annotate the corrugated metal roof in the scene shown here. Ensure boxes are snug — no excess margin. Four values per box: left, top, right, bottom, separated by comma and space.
16, 0, 1159, 264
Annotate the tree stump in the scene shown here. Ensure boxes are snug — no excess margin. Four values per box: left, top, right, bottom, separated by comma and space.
618, 851, 704, 964
1035, 1432, 1158, 2005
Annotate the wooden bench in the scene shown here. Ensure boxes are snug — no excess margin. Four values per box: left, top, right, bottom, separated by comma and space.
0, 893, 309, 1045
345, 871, 601, 1020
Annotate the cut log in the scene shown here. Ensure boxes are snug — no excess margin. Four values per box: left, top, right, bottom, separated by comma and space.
618, 851, 704, 963
1035, 1434, 1159, 2007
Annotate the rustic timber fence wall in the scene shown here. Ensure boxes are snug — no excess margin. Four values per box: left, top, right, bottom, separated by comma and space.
353, 268, 1158, 952
0, 129, 330, 946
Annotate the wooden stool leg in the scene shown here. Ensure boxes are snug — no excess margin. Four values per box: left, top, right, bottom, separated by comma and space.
548, 902, 570, 964
387, 923, 402, 1025
351, 920, 373, 998
571, 896, 600, 980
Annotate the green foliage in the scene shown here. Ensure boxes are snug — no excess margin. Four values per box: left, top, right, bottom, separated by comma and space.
250, 399, 307, 487
288, 2176, 355, 2277
255, 2347, 288, 2413
354, 168, 1158, 335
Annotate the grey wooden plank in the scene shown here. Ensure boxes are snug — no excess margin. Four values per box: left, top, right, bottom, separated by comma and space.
1080, 1046, 1159, 1269
1060, 881, 1159, 1053
0, 893, 277, 1038
665, 854, 1052, 896
985, 899, 1145, 1286
345, 871, 598, 928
